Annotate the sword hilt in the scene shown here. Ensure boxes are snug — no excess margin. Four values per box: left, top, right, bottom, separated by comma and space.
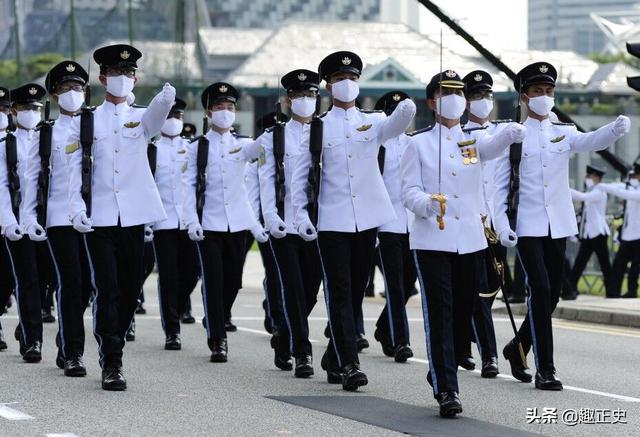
431, 193, 446, 230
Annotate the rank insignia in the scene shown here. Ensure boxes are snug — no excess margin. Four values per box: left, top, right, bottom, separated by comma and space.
258, 146, 266, 167
219, 85, 228, 93
66, 63, 76, 72
29, 87, 37, 95
229, 147, 242, 154
474, 73, 483, 82
124, 121, 140, 128
445, 70, 456, 78
457, 139, 476, 147
356, 124, 372, 132
342, 57, 352, 65
392, 93, 401, 101
550, 135, 565, 143
65, 142, 79, 154
120, 50, 130, 60
0, 90, 4, 97
539, 64, 548, 73
297, 72, 307, 81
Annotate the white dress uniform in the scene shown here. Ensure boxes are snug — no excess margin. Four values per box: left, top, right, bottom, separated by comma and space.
599, 182, 640, 241
181, 130, 261, 232
378, 134, 412, 234
67, 97, 169, 227
570, 187, 609, 239
245, 160, 261, 222
492, 118, 624, 239
152, 135, 189, 230
0, 128, 36, 230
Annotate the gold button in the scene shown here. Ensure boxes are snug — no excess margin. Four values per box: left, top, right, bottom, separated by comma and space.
452, 171, 457, 176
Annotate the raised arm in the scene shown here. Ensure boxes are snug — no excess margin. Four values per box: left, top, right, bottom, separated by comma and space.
570, 187, 604, 202
141, 83, 175, 139
477, 122, 525, 162
569, 116, 630, 153
378, 99, 416, 144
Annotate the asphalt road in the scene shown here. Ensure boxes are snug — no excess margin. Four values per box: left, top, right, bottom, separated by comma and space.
1, 252, 639, 437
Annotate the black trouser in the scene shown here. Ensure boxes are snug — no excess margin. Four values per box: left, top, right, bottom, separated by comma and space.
152, 229, 199, 336
83, 225, 145, 369
269, 234, 322, 357
47, 226, 93, 359
414, 249, 480, 397
5, 237, 42, 346
257, 239, 285, 335
570, 235, 612, 295
0, 239, 15, 326
375, 232, 416, 347
196, 231, 246, 345
515, 235, 566, 373
610, 239, 640, 297
220, 231, 249, 321
472, 246, 499, 360
34, 241, 55, 312
317, 229, 377, 370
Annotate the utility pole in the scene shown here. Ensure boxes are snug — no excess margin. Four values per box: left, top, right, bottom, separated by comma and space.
70, 0, 76, 60
13, 0, 23, 81
128, 0, 133, 45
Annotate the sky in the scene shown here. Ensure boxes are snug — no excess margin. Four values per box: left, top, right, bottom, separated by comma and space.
418, 0, 528, 53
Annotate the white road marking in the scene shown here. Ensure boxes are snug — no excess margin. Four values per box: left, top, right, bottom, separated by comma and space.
0, 404, 34, 420
45, 433, 81, 437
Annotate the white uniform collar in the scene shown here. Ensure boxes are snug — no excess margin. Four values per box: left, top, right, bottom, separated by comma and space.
524, 117, 551, 128
434, 122, 463, 135
328, 105, 358, 117
103, 100, 129, 114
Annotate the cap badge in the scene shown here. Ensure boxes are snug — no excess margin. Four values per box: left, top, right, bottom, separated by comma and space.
120, 50, 130, 60
539, 64, 548, 73
66, 63, 76, 72
445, 70, 456, 78
392, 93, 401, 101
28, 87, 37, 96
0, 90, 5, 97
474, 73, 482, 82
219, 85, 228, 93
297, 72, 307, 81
184, 126, 191, 132
342, 57, 352, 65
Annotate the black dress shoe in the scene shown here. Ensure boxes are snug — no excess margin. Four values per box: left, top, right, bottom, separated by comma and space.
356, 334, 369, 352
210, 339, 228, 363
481, 357, 499, 378
0, 330, 7, 351
64, 356, 87, 377
126, 323, 135, 342
341, 363, 368, 391
561, 292, 578, 301
374, 329, 394, 357
135, 303, 147, 315
23, 341, 42, 363
458, 354, 475, 371
165, 334, 182, 351
437, 391, 463, 417
224, 319, 237, 332
41, 308, 56, 323
535, 369, 563, 391
102, 366, 126, 391
320, 352, 342, 384
394, 345, 413, 363
180, 310, 195, 324
294, 355, 314, 378
56, 348, 65, 369
621, 293, 638, 299
503, 339, 532, 383
274, 354, 293, 371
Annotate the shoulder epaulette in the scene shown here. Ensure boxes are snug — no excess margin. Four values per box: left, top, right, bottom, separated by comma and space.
358, 108, 383, 114
407, 126, 434, 136
131, 104, 147, 109
232, 132, 252, 139
0, 137, 5, 143
551, 121, 575, 126
189, 134, 204, 144
462, 125, 488, 133
265, 126, 275, 133
491, 119, 512, 124
318, 112, 328, 119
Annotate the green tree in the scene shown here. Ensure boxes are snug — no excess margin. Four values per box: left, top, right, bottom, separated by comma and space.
0, 52, 64, 88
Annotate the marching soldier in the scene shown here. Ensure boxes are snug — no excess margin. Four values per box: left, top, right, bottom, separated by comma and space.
568, 165, 612, 298
0, 87, 13, 352
0, 83, 48, 363
401, 70, 523, 416
493, 62, 630, 390
598, 163, 640, 298
182, 82, 267, 363
258, 70, 323, 377
150, 97, 200, 350
66, 44, 176, 390
21, 61, 94, 376
291, 51, 416, 391
179, 121, 197, 324
371, 90, 416, 364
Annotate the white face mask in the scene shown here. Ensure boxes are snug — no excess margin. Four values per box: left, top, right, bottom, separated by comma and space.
630, 179, 639, 187
58, 90, 84, 113
16, 110, 41, 130
469, 98, 494, 119
106, 75, 135, 98
0, 112, 8, 130
161, 118, 183, 137
209, 109, 235, 129
527, 95, 555, 116
291, 96, 316, 118
585, 178, 595, 188
436, 94, 466, 120
331, 79, 359, 103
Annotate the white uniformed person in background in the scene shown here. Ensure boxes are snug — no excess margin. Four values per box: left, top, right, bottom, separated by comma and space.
568, 165, 612, 298
22, 61, 94, 377
66, 43, 176, 391
493, 61, 630, 391
182, 82, 267, 364
0, 87, 11, 353
401, 69, 524, 417
291, 51, 416, 391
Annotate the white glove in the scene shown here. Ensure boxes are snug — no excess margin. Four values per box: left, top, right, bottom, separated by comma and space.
144, 226, 154, 243
26, 223, 47, 242
268, 219, 287, 239
504, 123, 526, 143
425, 195, 446, 219
611, 115, 631, 136
187, 222, 204, 241
251, 225, 269, 244
72, 212, 93, 233
4, 223, 23, 241
297, 216, 317, 242
161, 82, 176, 105
499, 229, 518, 248
568, 235, 579, 243
394, 99, 417, 118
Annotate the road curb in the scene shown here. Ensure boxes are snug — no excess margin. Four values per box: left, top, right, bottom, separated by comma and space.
493, 304, 640, 329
